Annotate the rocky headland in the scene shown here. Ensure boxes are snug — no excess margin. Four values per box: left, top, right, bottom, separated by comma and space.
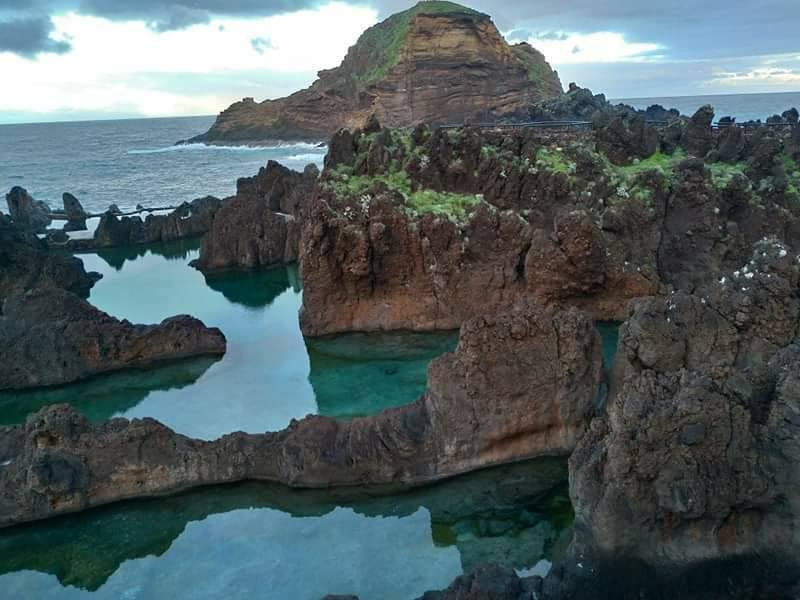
188, 1, 562, 144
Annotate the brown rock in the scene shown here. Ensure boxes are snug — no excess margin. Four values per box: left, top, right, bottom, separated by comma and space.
0, 303, 600, 526
0, 287, 226, 390
191, 161, 317, 272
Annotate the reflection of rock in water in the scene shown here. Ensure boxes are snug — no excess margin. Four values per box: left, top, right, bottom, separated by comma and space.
307, 331, 458, 419
202, 265, 294, 309
0, 356, 219, 426
0, 458, 568, 592
94, 238, 201, 270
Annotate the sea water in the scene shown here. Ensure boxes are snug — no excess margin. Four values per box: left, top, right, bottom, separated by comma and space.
0, 116, 326, 215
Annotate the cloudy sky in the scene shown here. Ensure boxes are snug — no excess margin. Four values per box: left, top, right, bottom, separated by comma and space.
0, 0, 798, 123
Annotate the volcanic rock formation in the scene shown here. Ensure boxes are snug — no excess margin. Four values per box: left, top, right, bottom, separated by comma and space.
189, 1, 561, 144
67, 196, 222, 251
5, 187, 51, 233
0, 303, 600, 526
299, 113, 800, 336
0, 287, 226, 390
569, 238, 800, 566
0, 212, 98, 301
191, 161, 318, 271
0, 211, 226, 390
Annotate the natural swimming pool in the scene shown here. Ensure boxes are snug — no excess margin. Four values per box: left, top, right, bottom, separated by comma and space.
0, 240, 581, 599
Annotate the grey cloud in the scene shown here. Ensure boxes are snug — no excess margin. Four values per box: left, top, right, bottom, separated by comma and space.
0, 16, 71, 57
147, 6, 210, 32
370, 0, 799, 64
536, 31, 568, 41
250, 36, 272, 54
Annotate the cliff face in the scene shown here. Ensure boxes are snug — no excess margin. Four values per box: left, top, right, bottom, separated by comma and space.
191, 2, 562, 143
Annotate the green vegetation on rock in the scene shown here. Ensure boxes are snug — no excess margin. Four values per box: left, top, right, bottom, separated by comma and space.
323, 163, 482, 222
353, 1, 480, 86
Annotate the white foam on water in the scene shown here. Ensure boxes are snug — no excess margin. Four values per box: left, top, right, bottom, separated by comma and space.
127, 142, 326, 155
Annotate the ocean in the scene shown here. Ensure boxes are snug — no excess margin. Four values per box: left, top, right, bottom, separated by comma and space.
615, 90, 800, 122
1, 92, 798, 217
0, 115, 327, 215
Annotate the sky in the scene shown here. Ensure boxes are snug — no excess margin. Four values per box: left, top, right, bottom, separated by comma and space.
0, 0, 798, 124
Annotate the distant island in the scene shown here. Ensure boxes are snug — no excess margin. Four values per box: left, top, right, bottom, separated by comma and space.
187, 1, 562, 144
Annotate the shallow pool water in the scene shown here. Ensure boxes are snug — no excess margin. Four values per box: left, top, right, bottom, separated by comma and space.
0, 241, 592, 599
0, 240, 456, 439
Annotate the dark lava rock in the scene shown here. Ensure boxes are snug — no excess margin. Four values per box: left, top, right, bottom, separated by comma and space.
0, 212, 99, 301
62, 192, 87, 231
192, 161, 317, 272
783, 108, 799, 125
682, 105, 714, 157
82, 196, 221, 250
5, 187, 51, 232
716, 124, 746, 162
569, 239, 800, 566
0, 286, 226, 390
529, 84, 608, 122
592, 110, 658, 165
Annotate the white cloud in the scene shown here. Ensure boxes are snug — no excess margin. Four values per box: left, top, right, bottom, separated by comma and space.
522, 31, 662, 65
710, 69, 800, 88
0, 2, 377, 120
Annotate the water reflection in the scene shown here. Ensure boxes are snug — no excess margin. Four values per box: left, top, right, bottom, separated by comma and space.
202, 267, 299, 309
0, 458, 569, 599
92, 238, 201, 270
0, 357, 218, 426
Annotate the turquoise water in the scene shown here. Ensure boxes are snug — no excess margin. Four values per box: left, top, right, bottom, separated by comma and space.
0, 241, 606, 599
0, 240, 453, 439
0, 458, 570, 600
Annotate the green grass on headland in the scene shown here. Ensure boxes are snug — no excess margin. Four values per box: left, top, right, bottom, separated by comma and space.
353, 1, 481, 85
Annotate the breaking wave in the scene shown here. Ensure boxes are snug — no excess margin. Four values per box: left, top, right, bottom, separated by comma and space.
127, 142, 326, 155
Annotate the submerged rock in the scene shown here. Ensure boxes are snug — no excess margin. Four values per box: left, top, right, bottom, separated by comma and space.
5, 187, 51, 233
0, 302, 600, 526
0, 287, 226, 390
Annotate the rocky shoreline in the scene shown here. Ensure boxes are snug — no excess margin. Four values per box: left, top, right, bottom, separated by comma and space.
2, 91, 800, 598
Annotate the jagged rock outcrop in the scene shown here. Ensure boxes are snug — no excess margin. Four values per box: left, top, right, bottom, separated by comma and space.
0, 212, 99, 301
5, 187, 51, 232
300, 116, 800, 336
683, 105, 715, 157
191, 161, 318, 272
592, 110, 659, 165
62, 192, 87, 231
189, 2, 561, 143
0, 303, 600, 526
0, 287, 226, 390
67, 196, 221, 251
569, 239, 800, 566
